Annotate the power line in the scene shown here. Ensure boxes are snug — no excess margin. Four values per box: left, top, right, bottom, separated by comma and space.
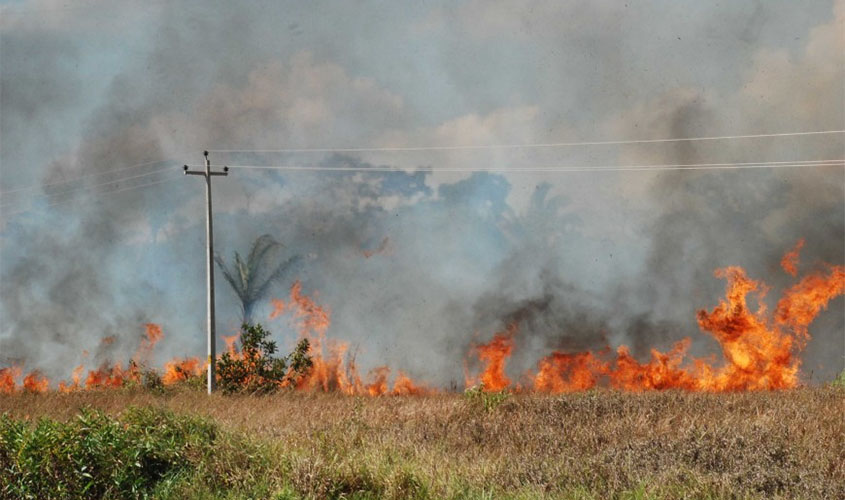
0, 172, 183, 219
208, 130, 845, 154
0, 156, 191, 196
209, 159, 845, 173
3, 157, 841, 219
0, 165, 180, 209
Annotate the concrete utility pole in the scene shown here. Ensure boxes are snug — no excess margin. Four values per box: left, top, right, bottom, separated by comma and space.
184, 151, 228, 394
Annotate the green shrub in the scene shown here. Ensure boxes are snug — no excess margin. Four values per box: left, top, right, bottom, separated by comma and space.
216, 323, 312, 394
463, 383, 510, 412
0, 407, 219, 499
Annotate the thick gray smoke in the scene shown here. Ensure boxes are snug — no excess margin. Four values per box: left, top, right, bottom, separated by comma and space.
1, 1, 842, 384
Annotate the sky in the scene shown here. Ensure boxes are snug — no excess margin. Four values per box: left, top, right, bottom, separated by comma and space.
1, 0, 843, 385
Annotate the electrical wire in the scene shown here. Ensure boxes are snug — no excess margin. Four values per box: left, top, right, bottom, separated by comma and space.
207, 130, 845, 154
0, 154, 196, 196
3, 157, 841, 219
0, 172, 183, 219
209, 159, 845, 173
0, 165, 180, 210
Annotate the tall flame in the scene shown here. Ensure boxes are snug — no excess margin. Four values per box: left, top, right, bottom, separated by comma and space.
1, 367, 21, 394
464, 245, 844, 393
465, 325, 516, 391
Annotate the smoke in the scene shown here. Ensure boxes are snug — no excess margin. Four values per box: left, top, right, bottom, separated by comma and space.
1, 1, 842, 384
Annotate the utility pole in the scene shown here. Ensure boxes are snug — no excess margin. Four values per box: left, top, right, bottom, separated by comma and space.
184, 151, 228, 394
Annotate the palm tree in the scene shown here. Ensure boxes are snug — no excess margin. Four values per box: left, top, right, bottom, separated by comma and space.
215, 234, 299, 324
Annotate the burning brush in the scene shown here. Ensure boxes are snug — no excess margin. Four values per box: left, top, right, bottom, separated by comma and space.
1, 240, 842, 394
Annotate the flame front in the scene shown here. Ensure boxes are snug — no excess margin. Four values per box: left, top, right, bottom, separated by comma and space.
1, 242, 842, 394
463, 243, 844, 393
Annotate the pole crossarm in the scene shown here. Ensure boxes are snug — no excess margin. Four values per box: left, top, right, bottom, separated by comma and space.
183, 151, 229, 394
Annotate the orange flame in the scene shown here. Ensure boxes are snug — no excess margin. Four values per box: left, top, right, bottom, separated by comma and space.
84, 362, 139, 389
1, 367, 21, 394
465, 324, 516, 392
780, 238, 805, 276
463, 246, 844, 393
270, 280, 432, 395
23, 371, 49, 393
58, 365, 84, 393
774, 265, 845, 340
162, 357, 203, 385
3, 243, 841, 395
133, 323, 163, 365
534, 351, 609, 392
222, 333, 240, 355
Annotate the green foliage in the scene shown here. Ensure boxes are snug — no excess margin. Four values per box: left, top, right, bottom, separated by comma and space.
463, 383, 510, 412
0, 407, 218, 499
216, 323, 313, 394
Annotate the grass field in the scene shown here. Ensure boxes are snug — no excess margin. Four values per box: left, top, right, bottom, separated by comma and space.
2, 387, 843, 499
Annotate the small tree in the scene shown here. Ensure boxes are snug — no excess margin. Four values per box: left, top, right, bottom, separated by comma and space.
216, 323, 312, 394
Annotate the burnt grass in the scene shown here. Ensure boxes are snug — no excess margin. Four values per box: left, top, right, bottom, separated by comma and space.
1, 388, 843, 499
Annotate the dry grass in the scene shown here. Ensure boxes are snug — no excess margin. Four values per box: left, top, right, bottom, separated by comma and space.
2, 388, 843, 499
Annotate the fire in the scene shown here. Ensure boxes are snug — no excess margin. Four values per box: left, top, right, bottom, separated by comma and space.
133, 323, 164, 367
610, 340, 697, 391
162, 358, 203, 385
464, 244, 844, 393
222, 334, 240, 355
22, 371, 49, 393
270, 280, 432, 395
465, 325, 516, 392
58, 365, 84, 392
84, 362, 139, 389
780, 238, 805, 276
694, 266, 800, 390
774, 265, 845, 340
392, 371, 431, 395
1, 367, 21, 394
534, 351, 608, 392
2, 242, 841, 395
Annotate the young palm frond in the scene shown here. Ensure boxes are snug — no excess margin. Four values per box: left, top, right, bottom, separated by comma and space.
215, 235, 300, 323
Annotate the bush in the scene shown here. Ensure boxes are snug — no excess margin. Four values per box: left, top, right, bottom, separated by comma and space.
0, 407, 218, 499
463, 383, 509, 411
216, 323, 312, 394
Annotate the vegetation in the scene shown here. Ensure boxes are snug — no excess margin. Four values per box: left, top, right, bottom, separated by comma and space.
215, 234, 299, 324
216, 323, 312, 394
832, 368, 845, 389
0, 407, 253, 499
464, 383, 510, 411
2, 388, 843, 499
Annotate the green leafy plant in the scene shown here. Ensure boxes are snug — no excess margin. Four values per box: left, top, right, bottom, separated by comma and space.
216, 323, 313, 394
464, 383, 510, 412
0, 407, 219, 499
